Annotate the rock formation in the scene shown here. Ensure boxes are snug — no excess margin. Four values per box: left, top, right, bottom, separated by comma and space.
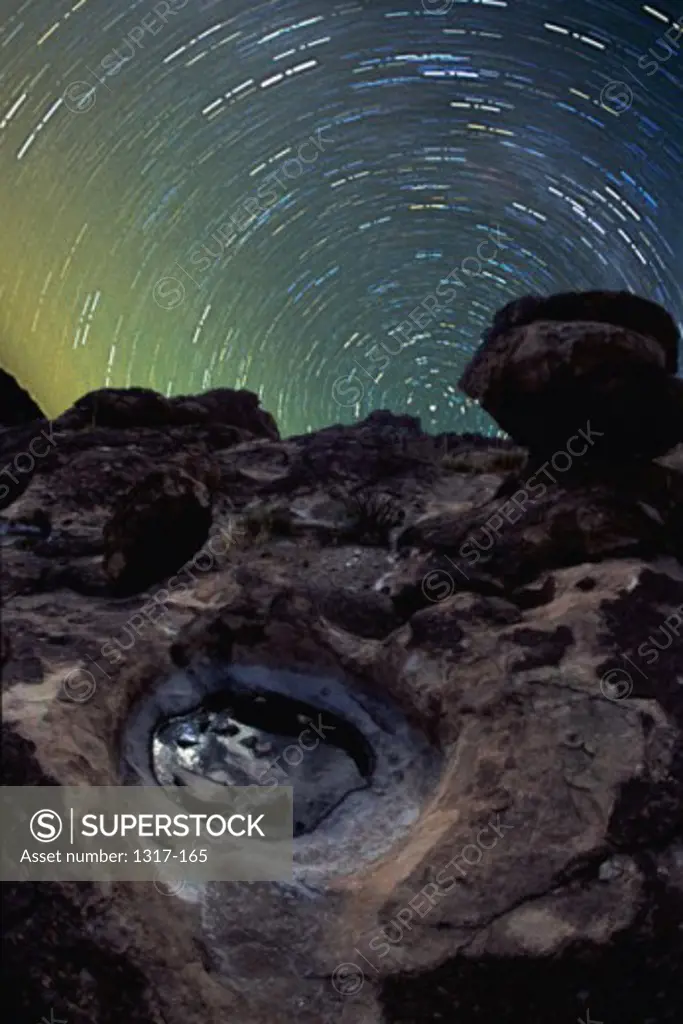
0, 368, 44, 427
54, 385, 279, 438
459, 290, 683, 459
1, 294, 682, 1024
103, 467, 214, 596
481, 289, 680, 373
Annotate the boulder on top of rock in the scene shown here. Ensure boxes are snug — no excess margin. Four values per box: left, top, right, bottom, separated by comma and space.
459, 317, 683, 459
55, 386, 279, 440
481, 290, 680, 374
103, 467, 213, 596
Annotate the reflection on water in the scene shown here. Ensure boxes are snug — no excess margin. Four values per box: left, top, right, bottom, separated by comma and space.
153, 687, 374, 836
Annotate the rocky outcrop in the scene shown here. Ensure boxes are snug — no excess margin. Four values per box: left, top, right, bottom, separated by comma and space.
481, 289, 680, 373
103, 467, 213, 596
390, 460, 683, 616
54, 386, 280, 440
0, 386, 278, 513
0, 368, 44, 427
2, 295, 683, 1024
459, 293, 683, 458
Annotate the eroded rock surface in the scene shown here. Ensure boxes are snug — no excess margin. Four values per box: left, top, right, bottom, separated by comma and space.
480, 289, 681, 373
459, 295, 683, 458
103, 467, 213, 596
2, 295, 683, 1024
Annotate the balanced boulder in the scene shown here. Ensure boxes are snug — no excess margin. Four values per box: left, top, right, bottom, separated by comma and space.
481, 290, 680, 374
459, 294, 683, 460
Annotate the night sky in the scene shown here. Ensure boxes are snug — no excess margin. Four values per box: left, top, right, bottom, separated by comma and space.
1, 0, 682, 437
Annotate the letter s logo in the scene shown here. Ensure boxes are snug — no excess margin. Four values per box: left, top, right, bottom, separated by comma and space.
30, 809, 63, 842
332, 372, 364, 408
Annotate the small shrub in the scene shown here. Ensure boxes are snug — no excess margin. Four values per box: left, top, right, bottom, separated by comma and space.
341, 490, 405, 546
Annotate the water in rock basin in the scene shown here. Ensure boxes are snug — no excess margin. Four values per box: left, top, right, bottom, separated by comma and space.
123, 662, 441, 882
153, 685, 375, 836
122, 662, 441, 1009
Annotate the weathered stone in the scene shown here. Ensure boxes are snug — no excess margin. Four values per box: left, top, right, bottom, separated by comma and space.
3, 306, 683, 1024
481, 289, 680, 373
390, 469, 683, 618
103, 467, 213, 595
459, 318, 683, 458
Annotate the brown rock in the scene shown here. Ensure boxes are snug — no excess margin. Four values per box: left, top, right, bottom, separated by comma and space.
393, 462, 683, 613
459, 318, 683, 458
103, 467, 213, 595
3, 363, 683, 1024
482, 289, 680, 374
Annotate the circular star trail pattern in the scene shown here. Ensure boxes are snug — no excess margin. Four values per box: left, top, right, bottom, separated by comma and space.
1, 0, 682, 436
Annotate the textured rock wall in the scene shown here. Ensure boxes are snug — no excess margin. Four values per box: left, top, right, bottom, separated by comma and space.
2, 296, 683, 1024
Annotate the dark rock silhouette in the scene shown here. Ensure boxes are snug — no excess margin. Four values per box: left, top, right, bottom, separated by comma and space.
459, 296, 683, 458
0, 368, 44, 427
54, 385, 279, 439
482, 289, 680, 373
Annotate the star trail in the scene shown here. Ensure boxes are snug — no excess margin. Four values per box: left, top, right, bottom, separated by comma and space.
1, 0, 681, 436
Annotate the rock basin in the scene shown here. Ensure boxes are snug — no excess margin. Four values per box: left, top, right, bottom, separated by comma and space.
120, 659, 442, 1015
122, 661, 441, 884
